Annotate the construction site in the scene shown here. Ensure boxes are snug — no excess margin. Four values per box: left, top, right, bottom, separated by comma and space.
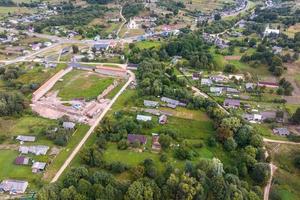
31, 64, 128, 125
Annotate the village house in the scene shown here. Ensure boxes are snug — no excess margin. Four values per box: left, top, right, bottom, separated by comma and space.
15, 156, 30, 165
93, 43, 110, 52
0, 180, 28, 194
223, 99, 240, 109
32, 162, 47, 173
226, 87, 240, 94
152, 133, 161, 151
161, 97, 186, 107
63, 122, 75, 130
159, 115, 168, 124
127, 134, 147, 145
16, 135, 36, 142
210, 74, 228, 83
19, 145, 49, 156
228, 74, 244, 81
144, 100, 159, 108
201, 78, 213, 86
192, 73, 200, 80
136, 115, 152, 122
264, 25, 280, 37
243, 113, 262, 123
258, 81, 279, 88
210, 87, 223, 95
273, 128, 290, 136
127, 18, 138, 29
245, 83, 255, 91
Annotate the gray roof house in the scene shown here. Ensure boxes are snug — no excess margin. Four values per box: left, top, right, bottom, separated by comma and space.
273, 128, 290, 136
223, 99, 240, 108
201, 78, 212, 86
19, 145, 49, 155
210, 87, 223, 95
63, 122, 76, 130
16, 135, 36, 142
245, 83, 255, 91
144, 100, 159, 107
32, 162, 47, 173
0, 180, 28, 194
136, 115, 152, 122
161, 97, 187, 107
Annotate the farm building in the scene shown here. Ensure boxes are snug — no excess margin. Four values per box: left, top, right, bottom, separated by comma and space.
32, 162, 47, 173
15, 156, 30, 165
261, 111, 277, 121
144, 100, 159, 108
127, 134, 147, 145
223, 99, 240, 109
136, 115, 152, 122
63, 122, 76, 130
19, 145, 49, 155
16, 135, 36, 142
95, 66, 127, 77
273, 128, 290, 136
258, 81, 279, 88
0, 180, 28, 194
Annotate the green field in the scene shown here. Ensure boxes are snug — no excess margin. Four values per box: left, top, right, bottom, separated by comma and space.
52, 69, 114, 101
0, 150, 36, 182
267, 143, 300, 200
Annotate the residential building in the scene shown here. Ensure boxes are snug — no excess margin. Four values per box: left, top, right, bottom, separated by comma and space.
32, 162, 47, 173
127, 134, 147, 145
210, 87, 223, 95
273, 128, 290, 136
15, 156, 30, 165
264, 26, 280, 37
19, 145, 49, 155
245, 83, 255, 91
243, 113, 262, 123
144, 100, 159, 108
63, 122, 75, 130
136, 115, 152, 122
159, 115, 167, 124
261, 111, 277, 121
16, 135, 36, 142
192, 73, 200, 80
93, 43, 110, 51
223, 99, 240, 108
201, 78, 213, 86
226, 87, 239, 94
0, 180, 28, 194
161, 97, 186, 107
210, 74, 228, 83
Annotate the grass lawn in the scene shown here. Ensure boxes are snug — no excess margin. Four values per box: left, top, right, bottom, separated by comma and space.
0, 115, 57, 144
253, 124, 289, 141
135, 41, 162, 49
267, 143, 300, 200
15, 64, 66, 86
52, 69, 114, 101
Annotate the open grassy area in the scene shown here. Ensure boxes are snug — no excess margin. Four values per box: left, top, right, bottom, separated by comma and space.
267, 143, 300, 200
0, 150, 37, 182
135, 40, 162, 49
52, 69, 114, 101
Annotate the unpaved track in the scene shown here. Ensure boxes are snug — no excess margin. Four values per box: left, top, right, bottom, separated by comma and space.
51, 71, 135, 183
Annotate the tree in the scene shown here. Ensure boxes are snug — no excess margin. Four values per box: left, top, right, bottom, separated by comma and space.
214, 13, 221, 20
72, 45, 79, 54
250, 162, 270, 186
291, 108, 300, 124
294, 154, 300, 169
158, 134, 172, 149
80, 146, 104, 167
224, 137, 237, 151
125, 178, 161, 200
224, 64, 237, 73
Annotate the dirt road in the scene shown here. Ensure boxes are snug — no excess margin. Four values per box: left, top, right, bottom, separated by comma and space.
264, 163, 277, 200
51, 70, 135, 183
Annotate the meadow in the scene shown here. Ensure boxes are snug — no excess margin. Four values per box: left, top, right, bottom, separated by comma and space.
52, 69, 114, 101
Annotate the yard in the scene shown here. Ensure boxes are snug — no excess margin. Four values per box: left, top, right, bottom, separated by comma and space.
52, 69, 115, 101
